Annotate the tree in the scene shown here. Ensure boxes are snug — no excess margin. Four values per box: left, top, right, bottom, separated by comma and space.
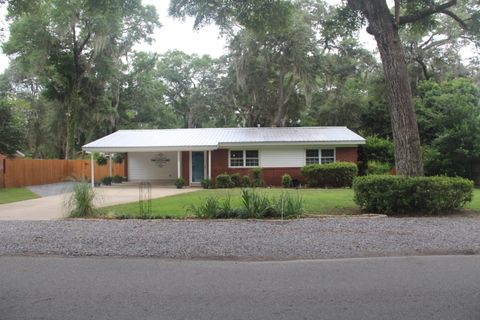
416, 78, 480, 177
0, 99, 25, 156
3, 0, 160, 159
340, 0, 480, 176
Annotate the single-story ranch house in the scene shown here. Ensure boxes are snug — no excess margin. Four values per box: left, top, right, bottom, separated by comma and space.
82, 127, 365, 186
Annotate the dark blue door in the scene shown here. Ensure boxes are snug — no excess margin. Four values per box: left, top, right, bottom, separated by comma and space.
191, 152, 205, 183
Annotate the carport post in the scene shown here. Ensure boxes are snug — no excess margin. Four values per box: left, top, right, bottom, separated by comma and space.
109, 153, 112, 177
208, 150, 211, 179
177, 151, 181, 179
90, 153, 95, 188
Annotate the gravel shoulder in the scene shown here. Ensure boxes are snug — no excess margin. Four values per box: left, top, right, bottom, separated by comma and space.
1, 216, 479, 260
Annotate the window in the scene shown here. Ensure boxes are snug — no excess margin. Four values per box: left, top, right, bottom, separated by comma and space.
306, 149, 319, 165
306, 148, 335, 164
230, 150, 244, 167
321, 149, 335, 164
230, 150, 259, 167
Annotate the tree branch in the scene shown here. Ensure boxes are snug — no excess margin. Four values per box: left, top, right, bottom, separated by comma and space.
440, 9, 469, 31
399, 0, 457, 25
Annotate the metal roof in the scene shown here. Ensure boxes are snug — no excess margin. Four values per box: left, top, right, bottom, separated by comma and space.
82, 127, 365, 152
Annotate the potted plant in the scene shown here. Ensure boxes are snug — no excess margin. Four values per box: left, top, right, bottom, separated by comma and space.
175, 177, 185, 189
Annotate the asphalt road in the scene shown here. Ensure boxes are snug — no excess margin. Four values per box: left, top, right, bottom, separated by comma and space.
1, 255, 479, 320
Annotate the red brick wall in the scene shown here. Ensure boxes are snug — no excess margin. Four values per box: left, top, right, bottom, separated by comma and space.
181, 151, 190, 186
336, 147, 358, 163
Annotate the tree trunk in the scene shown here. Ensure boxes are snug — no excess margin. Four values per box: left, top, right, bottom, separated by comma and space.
348, 0, 424, 176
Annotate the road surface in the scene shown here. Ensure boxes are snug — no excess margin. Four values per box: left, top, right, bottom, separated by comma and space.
1, 255, 479, 320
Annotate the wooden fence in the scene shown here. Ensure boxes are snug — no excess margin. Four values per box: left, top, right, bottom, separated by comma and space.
0, 158, 126, 188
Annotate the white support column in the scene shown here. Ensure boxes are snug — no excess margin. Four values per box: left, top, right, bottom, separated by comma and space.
108, 153, 113, 177
177, 151, 181, 179
90, 153, 95, 188
208, 150, 212, 179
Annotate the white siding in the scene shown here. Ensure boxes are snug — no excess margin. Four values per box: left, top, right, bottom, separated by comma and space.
259, 148, 305, 168
128, 152, 178, 181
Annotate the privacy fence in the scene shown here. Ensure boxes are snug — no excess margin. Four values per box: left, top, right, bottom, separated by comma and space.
0, 158, 126, 188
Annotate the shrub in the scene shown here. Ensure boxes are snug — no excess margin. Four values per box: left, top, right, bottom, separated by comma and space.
366, 161, 391, 175
190, 195, 238, 219
230, 173, 241, 187
66, 182, 97, 218
239, 188, 275, 218
112, 153, 124, 164
281, 173, 292, 188
201, 178, 213, 189
95, 153, 108, 166
274, 192, 304, 218
112, 175, 123, 183
216, 173, 233, 188
353, 175, 473, 215
363, 136, 394, 164
301, 162, 358, 188
251, 168, 265, 187
101, 176, 113, 186
175, 177, 185, 189
242, 175, 251, 187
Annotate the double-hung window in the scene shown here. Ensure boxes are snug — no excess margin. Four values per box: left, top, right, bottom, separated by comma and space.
305, 148, 335, 164
230, 150, 259, 167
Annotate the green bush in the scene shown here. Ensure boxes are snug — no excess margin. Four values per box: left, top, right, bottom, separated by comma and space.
281, 173, 292, 188
66, 182, 97, 218
201, 178, 213, 189
363, 136, 394, 164
242, 175, 251, 187
95, 153, 108, 166
216, 173, 233, 188
190, 189, 305, 219
112, 153, 124, 164
112, 175, 123, 183
301, 162, 358, 188
251, 168, 265, 187
366, 161, 391, 175
230, 173, 241, 187
101, 176, 113, 186
175, 177, 185, 189
353, 175, 473, 215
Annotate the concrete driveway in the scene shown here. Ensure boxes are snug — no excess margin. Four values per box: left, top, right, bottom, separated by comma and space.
0, 184, 199, 220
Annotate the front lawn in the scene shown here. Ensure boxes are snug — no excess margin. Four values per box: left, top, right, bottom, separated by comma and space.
101, 188, 357, 219
0, 187, 39, 204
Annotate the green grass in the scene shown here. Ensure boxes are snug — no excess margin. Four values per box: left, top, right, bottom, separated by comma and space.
466, 188, 480, 211
0, 187, 39, 204
101, 188, 357, 219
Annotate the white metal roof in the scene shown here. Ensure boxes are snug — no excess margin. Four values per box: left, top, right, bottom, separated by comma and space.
82, 127, 365, 152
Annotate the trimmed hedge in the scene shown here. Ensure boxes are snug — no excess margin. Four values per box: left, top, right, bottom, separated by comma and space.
216, 173, 233, 188
353, 175, 473, 215
301, 162, 358, 188
366, 161, 391, 175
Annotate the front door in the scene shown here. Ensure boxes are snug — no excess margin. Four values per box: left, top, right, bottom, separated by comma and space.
191, 151, 205, 183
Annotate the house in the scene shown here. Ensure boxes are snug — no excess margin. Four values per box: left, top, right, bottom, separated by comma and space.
82, 126, 365, 186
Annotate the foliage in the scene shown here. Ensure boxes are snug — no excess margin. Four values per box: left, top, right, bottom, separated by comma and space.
112, 153, 124, 164
200, 178, 213, 189
230, 173, 241, 187
250, 168, 264, 187
416, 78, 480, 178
353, 175, 473, 215
101, 176, 113, 186
365, 161, 391, 175
239, 188, 275, 218
190, 195, 238, 219
175, 177, 185, 189
95, 154, 108, 166
301, 162, 358, 188
242, 175, 251, 187
0, 99, 25, 156
66, 182, 97, 218
112, 175, 123, 183
275, 192, 305, 218
281, 173, 292, 188
362, 136, 395, 164
216, 173, 233, 188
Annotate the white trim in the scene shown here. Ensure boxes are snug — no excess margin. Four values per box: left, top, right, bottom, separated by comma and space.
177, 151, 181, 179
228, 149, 260, 168
304, 147, 337, 165
90, 153, 95, 188
208, 150, 211, 179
